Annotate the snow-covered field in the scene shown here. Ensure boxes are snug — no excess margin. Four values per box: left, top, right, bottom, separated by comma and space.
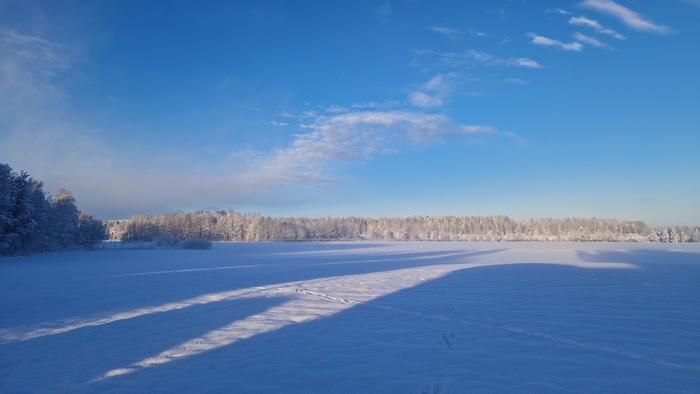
1, 242, 700, 393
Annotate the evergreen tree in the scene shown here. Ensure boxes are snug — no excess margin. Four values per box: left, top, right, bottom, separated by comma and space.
0, 163, 105, 255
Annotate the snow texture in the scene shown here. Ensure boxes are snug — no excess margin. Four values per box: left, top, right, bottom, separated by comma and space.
1, 242, 700, 393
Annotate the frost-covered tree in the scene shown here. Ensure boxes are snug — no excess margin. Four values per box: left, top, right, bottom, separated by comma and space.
106, 211, 694, 243
5, 170, 50, 253
0, 164, 106, 255
48, 189, 79, 249
0, 164, 17, 252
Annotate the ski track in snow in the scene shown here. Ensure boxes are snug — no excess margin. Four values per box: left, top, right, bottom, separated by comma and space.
1, 242, 700, 392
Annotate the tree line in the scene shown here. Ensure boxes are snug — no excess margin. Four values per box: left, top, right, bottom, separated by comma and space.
0, 164, 105, 255
4, 163, 697, 254
106, 210, 700, 243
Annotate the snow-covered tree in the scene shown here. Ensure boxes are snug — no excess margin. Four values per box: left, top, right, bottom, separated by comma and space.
106, 211, 694, 243
0, 164, 105, 255
48, 189, 79, 249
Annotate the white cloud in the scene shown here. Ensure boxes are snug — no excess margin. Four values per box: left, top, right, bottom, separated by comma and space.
580, 0, 670, 34
422, 74, 443, 91
547, 8, 572, 15
428, 26, 489, 39
569, 15, 626, 39
411, 49, 541, 70
242, 111, 502, 185
408, 73, 462, 108
422, 73, 463, 93
409, 91, 443, 108
528, 33, 584, 52
511, 57, 541, 69
573, 32, 607, 48
428, 26, 463, 38
682, 0, 700, 8
325, 105, 349, 113
472, 30, 490, 38
460, 124, 496, 134
467, 49, 542, 69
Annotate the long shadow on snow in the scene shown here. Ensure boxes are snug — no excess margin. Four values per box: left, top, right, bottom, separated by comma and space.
0, 295, 291, 392
33, 248, 505, 328
95, 249, 700, 393
0, 245, 500, 330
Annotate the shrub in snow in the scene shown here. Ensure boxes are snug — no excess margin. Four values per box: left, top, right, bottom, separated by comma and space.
181, 239, 212, 249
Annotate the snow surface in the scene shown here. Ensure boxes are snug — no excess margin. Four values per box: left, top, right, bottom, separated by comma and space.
1, 242, 700, 393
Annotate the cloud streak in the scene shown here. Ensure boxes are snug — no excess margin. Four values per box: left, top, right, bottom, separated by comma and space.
467, 49, 543, 68
569, 15, 626, 39
428, 25, 463, 38
428, 26, 489, 39
418, 49, 541, 69
528, 33, 584, 52
580, 0, 670, 34
249, 110, 501, 184
573, 32, 607, 48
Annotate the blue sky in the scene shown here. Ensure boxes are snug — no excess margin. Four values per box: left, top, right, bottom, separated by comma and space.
1, 0, 698, 226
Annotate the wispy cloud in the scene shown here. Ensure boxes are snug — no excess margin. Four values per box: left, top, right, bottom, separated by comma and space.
510, 57, 541, 69
573, 32, 607, 48
569, 15, 626, 39
460, 124, 497, 134
324, 105, 349, 113
468, 49, 543, 68
349, 101, 401, 110
547, 8, 572, 15
0, 29, 68, 69
409, 92, 443, 108
428, 26, 489, 39
580, 0, 670, 34
422, 73, 451, 91
470, 29, 490, 38
428, 25, 463, 38
408, 73, 459, 108
0, 29, 69, 113
423, 49, 541, 69
244, 110, 502, 184
528, 33, 584, 52
682, 0, 700, 8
